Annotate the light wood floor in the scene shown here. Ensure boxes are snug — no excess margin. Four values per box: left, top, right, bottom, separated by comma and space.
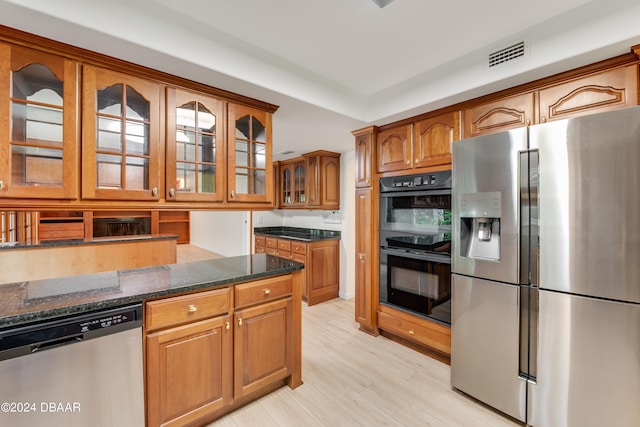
207, 297, 521, 427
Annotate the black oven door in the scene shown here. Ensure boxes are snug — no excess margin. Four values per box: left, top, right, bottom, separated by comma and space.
380, 248, 451, 325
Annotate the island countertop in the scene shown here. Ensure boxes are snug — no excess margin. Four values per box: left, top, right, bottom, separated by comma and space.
0, 254, 304, 330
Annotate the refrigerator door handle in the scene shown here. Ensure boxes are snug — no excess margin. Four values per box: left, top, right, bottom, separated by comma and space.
518, 149, 539, 288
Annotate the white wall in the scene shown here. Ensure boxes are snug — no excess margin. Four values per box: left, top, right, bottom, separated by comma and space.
190, 211, 250, 257
252, 151, 356, 300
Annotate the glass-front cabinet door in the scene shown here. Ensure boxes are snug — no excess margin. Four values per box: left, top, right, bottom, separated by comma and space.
82, 65, 160, 200
0, 42, 78, 199
166, 88, 224, 202
227, 103, 273, 203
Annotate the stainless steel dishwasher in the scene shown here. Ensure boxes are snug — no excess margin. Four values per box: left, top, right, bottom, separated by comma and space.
0, 304, 145, 427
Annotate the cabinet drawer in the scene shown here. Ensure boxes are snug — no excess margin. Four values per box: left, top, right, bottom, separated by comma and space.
378, 310, 450, 356
255, 236, 266, 247
266, 238, 278, 248
277, 239, 291, 251
291, 242, 307, 255
277, 250, 291, 260
146, 287, 231, 331
235, 275, 293, 309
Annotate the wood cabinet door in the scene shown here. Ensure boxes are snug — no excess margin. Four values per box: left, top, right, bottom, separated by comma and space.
166, 88, 225, 202
0, 42, 78, 199
355, 131, 373, 188
306, 239, 340, 306
463, 92, 534, 138
320, 155, 340, 209
355, 188, 376, 333
413, 112, 458, 168
538, 65, 639, 123
146, 314, 233, 427
377, 124, 412, 172
227, 103, 273, 203
82, 65, 161, 201
234, 297, 292, 398
304, 154, 320, 207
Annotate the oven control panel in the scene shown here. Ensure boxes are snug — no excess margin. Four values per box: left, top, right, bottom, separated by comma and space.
380, 170, 451, 192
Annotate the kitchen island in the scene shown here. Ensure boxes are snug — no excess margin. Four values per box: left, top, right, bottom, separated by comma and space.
0, 254, 304, 426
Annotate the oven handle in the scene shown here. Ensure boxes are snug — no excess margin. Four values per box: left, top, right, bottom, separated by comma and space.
380, 247, 451, 264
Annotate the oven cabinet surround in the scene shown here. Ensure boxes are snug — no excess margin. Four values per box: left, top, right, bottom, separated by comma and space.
353, 47, 640, 361
0, 41, 79, 200
275, 150, 340, 210
145, 272, 302, 427
377, 111, 460, 174
0, 26, 278, 211
254, 227, 341, 306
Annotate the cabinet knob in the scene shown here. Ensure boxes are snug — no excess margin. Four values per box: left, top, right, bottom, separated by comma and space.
415, 159, 419, 164
0, 180, 4, 190
225, 321, 230, 330
359, 254, 366, 260
169, 188, 175, 197
526, 119, 531, 126
188, 304, 198, 313
406, 160, 410, 165
152, 187, 158, 196
365, 179, 369, 184
238, 318, 243, 326
263, 288, 271, 296
409, 329, 415, 335
541, 116, 547, 123
230, 190, 235, 199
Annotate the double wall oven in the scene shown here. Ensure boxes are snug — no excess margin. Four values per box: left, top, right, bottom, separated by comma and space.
379, 171, 452, 325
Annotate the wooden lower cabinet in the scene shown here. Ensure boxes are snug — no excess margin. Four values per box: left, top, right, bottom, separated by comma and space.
146, 314, 233, 427
145, 273, 302, 427
234, 297, 292, 398
378, 305, 451, 362
254, 236, 339, 306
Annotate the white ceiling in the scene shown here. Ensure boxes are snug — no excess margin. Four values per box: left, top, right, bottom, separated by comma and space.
1, 0, 640, 159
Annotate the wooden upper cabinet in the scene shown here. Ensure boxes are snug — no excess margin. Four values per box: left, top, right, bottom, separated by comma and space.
166, 88, 225, 202
82, 65, 161, 201
0, 42, 78, 199
463, 92, 535, 138
377, 124, 412, 173
227, 103, 273, 204
413, 111, 459, 168
304, 150, 340, 209
276, 150, 340, 209
354, 129, 373, 188
277, 159, 305, 207
538, 64, 639, 123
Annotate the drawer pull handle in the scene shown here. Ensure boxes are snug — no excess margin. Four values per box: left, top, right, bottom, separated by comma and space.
264, 288, 271, 295
409, 329, 415, 335
238, 318, 243, 326
188, 304, 198, 313
225, 321, 230, 330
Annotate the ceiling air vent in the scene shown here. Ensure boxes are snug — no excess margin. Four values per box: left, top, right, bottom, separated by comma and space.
489, 41, 525, 68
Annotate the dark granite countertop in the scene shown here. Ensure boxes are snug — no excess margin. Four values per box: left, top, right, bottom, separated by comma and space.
0, 254, 303, 330
0, 234, 179, 251
254, 226, 341, 242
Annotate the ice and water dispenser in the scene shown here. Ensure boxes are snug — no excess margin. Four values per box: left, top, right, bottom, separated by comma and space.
458, 192, 501, 261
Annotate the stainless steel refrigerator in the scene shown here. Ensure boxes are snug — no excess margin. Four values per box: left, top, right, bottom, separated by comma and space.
451, 106, 640, 427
